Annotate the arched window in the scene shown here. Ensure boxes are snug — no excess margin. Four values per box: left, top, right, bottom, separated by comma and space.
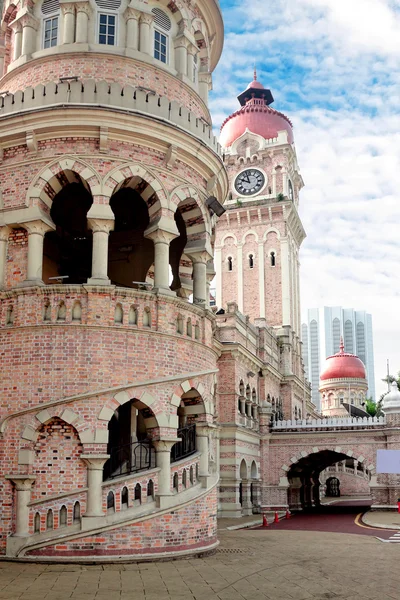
186, 319, 192, 337
182, 469, 187, 488
288, 180, 294, 201
121, 486, 128, 509
6, 305, 14, 325
177, 315, 183, 334
147, 479, 154, 502
134, 483, 142, 505
43, 300, 51, 322
270, 251, 276, 267
72, 301, 82, 322
173, 472, 179, 492
34, 512, 41, 534
42, 0, 60, 49
73, 501, 81, 522
298, 409, 302, 419
190, 465, 194, 485
227, 256, 233, 271
114, 303, 123, 324
129, 306, 137, 325
46, 509, 54, 530
246, 384, 251, 401
59, 505, 67, 526
294, 406, 298, 419
194, 324, 200, 340
107, 491, 115, 512
152, 8, 171, 64
239, 380, 244, 396
95, 0, 121, 46
143, 308, 151, 327
57, 301, 66, 321
249, 254, 254, 268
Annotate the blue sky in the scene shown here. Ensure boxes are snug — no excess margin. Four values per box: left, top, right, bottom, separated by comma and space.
211, 0, 400, 398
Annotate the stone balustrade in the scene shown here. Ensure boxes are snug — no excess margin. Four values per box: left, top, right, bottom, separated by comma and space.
272, 415, 386, 431
0, 80, 221, 155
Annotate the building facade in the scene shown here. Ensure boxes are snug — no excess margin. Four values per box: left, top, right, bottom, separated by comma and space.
302, 307, 376, 408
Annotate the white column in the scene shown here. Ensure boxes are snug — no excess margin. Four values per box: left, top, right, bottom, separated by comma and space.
175, 37, 188, 77
187, 46, 197, 82
21, 14, 39, 56
280, 238, 291, 326
22, 220, 53, 285
206, 260, 215, 309
0, 226, 10, 290
87, 218, 114, 285
196, 426, 209, 477
81, 455, 109, 517
139, 12, 153, 55
189, 251, 209, 308
237, 244, 243, 313
5, 476, 36, 536
153, 439, 178, 497
258, 241, 265, 318
125, 7, 140, 50
12, 24, 23, 61
61, 3, 76, 45
215, 247, 222, 308
75, 2, 91, 44
198, 72, 211, 106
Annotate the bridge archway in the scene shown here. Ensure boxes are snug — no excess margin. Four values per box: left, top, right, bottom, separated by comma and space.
287, 449, 372, 511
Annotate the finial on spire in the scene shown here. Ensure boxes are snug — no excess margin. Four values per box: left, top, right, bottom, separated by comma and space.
340, 337, 344, 353
253, 64, 257, 81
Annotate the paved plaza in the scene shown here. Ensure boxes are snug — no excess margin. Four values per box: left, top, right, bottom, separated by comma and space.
0, 525, 399, 600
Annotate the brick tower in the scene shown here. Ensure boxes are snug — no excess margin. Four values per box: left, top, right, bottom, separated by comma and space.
0, 0, 227, 560
215, 71, 305, 338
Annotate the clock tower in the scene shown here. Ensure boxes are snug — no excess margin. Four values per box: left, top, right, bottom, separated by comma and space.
215, 72, 305, 338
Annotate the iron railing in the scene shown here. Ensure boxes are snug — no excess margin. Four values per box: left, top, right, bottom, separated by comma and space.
104, 440, 156, 480
171, 424, 196, 463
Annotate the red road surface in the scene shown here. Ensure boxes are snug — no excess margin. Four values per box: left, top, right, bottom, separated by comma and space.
252, 500, 396, 539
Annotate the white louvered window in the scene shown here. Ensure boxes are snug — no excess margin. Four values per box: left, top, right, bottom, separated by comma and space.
42, 0, 60, 49
43, 17, 58, 48
98, 13, 116, 45
152, 8, 171, 64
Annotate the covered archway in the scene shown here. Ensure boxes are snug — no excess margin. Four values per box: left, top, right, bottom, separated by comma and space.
103, 398, 157, 481
108, 178, 155, 288
173, 387, 207, 463
287, 449, 371, 511
43, 171, 93, 284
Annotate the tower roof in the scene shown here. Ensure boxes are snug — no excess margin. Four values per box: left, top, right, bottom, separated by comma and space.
320, 339, 366, 382
219, 72, 293, 148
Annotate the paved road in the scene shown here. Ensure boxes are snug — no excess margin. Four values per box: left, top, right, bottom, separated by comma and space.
253, 500, 398, 539
1, 505, 400, 600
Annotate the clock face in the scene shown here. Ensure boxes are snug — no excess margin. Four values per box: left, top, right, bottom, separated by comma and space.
234, 169, 265, 196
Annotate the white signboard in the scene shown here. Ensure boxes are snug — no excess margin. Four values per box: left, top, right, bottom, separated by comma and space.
376, 450, 400, 474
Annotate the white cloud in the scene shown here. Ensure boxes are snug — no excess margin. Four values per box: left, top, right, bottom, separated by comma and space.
213, 1, 400, 398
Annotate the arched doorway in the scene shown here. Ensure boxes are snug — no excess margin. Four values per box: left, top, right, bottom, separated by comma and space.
43, 171, 93, 283
103, 399, 157, 480
287, 449, 371, 511
326, 477, 340, 497
172, 387, 206, 463
108, 182, 154, 288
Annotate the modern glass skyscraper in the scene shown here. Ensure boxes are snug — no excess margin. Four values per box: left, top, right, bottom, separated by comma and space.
302, 307, 376, 409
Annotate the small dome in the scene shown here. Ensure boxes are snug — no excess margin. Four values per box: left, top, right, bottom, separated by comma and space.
383, 381, 400, 413
219, 74, 294, 148
320, 340, 366, 382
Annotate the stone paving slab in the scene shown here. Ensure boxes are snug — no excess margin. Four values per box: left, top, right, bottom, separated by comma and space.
0, 528, 399, 600
362, 510, 400, 529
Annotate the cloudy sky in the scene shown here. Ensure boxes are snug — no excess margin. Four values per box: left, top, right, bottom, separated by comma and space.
210, 0, 400, 399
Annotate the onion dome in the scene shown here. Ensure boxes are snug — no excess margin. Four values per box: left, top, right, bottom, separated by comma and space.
383, 381, 400, 413
219, 70, 294, 148
320, 339, 366, 381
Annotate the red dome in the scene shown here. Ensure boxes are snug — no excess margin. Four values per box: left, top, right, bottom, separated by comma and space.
320, 342, 366, 381
219, 105, 294, 148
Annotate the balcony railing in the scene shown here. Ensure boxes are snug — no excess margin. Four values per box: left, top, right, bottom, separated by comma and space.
171, 424, 196, 463
104, 440, 156, 480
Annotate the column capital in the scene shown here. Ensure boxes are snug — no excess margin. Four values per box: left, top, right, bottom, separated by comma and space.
145, 227, 178, 245
144, 216, 179, 243
9, 18, 22, 33
75, 1, 92, 16
187, 249, 212, 265
19, 12, 39, 30
23, 219, 54, 236
124, 6, 141, 20
87, 218, 114, 234
174, 34, 190, 50
0, 225, 11, 242
5, 475, 36, 491
60, 2, 76, 15
153, 438, 180, 453
140, 11, 154, 25
81, 454, 109, 469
